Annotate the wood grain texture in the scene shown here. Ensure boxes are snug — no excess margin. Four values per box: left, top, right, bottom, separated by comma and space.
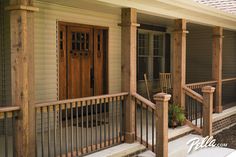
212, 26, 223, 113
121, 8, 137, 143
173, 19, 187, 109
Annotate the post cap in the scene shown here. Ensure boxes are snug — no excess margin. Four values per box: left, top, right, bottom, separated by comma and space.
153, 93, 171, 101
202, 86, 215, 93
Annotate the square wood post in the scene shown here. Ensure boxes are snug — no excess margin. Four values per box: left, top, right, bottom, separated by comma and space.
202, 86, 215, 137
153, 93, 171, 157
121, 8, 138, 143
212, 26, 223, 113
6, 0, 38, 156
173, 19, 187, 109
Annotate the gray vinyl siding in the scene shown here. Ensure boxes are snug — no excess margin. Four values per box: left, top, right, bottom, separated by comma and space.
0, 0, 11, 107
186, 26, 213, 83
222, 30, 236, 104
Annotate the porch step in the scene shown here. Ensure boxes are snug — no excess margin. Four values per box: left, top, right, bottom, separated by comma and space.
137, 134, 203, 157
84, 142, 146, 157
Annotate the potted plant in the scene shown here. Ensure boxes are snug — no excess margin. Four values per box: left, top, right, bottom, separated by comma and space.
168, 104, 186, 128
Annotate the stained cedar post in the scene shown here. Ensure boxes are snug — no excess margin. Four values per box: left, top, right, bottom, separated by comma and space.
121, 8, 138, 143
153, 93, 171, 157
202, 86, 215, 137
6, 0, 38, 156
173, 19, 187, 109
212, 27, 223, 113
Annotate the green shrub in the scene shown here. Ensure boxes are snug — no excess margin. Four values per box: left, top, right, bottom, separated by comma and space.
168, 104, 186, 128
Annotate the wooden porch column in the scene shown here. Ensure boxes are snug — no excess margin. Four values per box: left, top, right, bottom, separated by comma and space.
121, 8, 138, 143
173, 19, 187, 108
6, 0, 38, 156
212, 27, 223, 113
202, 86, 215, 137
153, 93, 171, 157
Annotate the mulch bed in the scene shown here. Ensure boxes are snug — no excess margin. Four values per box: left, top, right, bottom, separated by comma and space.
214, 124, 236, 149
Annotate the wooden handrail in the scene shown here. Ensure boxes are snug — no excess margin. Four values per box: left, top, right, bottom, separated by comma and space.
222, 77, 236, 83
35, 92, 129, 108
0, 106, 20, 113
183, 86, 204, 104
132, 92, 156, 109
186, 80, 217, 88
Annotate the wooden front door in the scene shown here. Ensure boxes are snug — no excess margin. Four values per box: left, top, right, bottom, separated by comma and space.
59, 23, 108, 100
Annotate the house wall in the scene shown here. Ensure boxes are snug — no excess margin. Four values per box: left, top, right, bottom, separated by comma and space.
222, 30, 236, 104
186, 26, 236, 105
34, 1, 122, 103
0, 0, 11, 106
186, 26, 213, 83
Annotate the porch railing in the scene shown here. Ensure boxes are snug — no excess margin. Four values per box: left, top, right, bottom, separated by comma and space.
183, 85, 215, 136
35, 92, 128, 157
0, 106, 20, 157
222, 77, 236, 109
132, 93, 156, 152
183, 86, 204, 134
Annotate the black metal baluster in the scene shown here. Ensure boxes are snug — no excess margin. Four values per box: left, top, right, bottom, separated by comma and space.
140, 102, 143, 144
135, 98, 137, 140
47, 106, 51, 157
120, 96, 123, 143
112, 97, 114, 145
195, 101, 198, 126
108, 98, 111, 146
70, 103, 73, 156
53, 105, 57, 157
86, 100, 88, 153
152, 108, 154, 152
123, 97, 126, 142
146, 105, 148, 148
116, 96, 118, 143
41, 108, 44, 157
59, 104, 62, 157
104, 98, 107, 146
95, 99, 98, 150
65, 104, 68, 157
4, 112, 8, 157
81, 101, 83, 154
76, 102, 79, 156
100, 98, 102, 148
91, 100, 93, 151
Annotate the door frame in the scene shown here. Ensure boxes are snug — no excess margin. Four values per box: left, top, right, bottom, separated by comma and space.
57, 21, 109, 100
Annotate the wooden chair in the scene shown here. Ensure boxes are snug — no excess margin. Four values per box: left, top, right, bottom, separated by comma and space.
159, 73, 172, 93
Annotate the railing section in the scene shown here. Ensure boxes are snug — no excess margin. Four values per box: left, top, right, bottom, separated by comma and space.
183, 86, 204, 134
222, 77, 236, 109
35, 92, 128, 157
0, 106, 20, 157
132, 93, 156, 152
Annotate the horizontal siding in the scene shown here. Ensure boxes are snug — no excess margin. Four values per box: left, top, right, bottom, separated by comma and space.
222, 30, 236, 105
0, 0, 11, 106
34, 1, 122, 103
186, 27, 213, 83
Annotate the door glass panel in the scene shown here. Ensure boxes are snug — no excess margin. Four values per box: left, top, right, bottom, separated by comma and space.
81, 33, 85, 50
77, 33, 81, 51
86, 33, 89, 51
97, 32, 101, 51
71, 32, 76, 50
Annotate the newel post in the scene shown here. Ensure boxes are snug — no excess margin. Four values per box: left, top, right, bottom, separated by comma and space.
202, 86, 215, 137
153, 93, 171, 157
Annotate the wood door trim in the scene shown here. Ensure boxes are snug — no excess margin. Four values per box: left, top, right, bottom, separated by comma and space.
58, 22, 109, 100
58, 21, 109, 30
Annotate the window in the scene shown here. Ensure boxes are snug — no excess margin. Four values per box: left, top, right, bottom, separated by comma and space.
138, 33, 149, 80
137, 30, 165, 81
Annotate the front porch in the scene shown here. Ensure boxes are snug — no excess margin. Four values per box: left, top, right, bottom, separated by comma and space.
0, 0, 236, 157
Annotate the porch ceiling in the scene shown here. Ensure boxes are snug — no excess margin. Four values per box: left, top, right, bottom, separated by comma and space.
36, 0, 121, 15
